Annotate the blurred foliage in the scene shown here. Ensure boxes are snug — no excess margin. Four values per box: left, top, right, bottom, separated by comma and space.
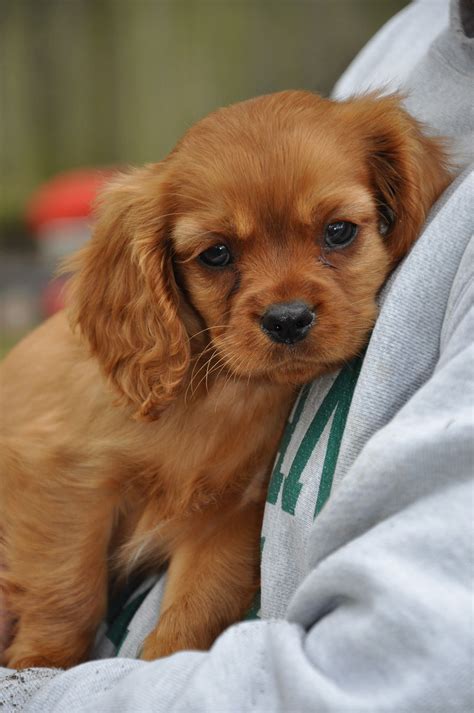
1, 0, 407, 237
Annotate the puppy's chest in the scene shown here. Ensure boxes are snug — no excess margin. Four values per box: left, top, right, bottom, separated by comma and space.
124, 382, 292, 519
115, 436, 265, 570
135, 434, 264, 521
113, 383, 294, 575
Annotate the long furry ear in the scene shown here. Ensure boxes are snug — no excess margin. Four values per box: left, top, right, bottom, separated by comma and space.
347, 94, 452, 264
65, 165, 190, 421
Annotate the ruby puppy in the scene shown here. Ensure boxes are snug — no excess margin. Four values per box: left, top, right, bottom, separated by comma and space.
0, 91, 450, 668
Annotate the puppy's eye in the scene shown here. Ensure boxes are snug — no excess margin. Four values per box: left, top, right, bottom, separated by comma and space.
324, 221, 358, 249
198, 244, 232, 268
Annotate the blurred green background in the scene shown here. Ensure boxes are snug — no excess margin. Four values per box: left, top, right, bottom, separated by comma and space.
0, 0, 408, 355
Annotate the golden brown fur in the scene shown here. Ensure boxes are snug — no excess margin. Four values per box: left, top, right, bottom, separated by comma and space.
0, 91, 450, 668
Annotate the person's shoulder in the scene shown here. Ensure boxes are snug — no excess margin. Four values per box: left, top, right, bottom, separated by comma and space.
333, 0, 449, 99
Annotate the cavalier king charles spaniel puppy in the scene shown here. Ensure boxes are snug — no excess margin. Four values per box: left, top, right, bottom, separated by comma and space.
0, 91, 450, 668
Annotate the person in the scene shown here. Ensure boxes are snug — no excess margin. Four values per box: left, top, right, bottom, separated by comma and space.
1, 0, 472, 709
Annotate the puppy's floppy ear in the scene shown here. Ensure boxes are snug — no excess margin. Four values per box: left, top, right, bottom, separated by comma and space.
348, 94, 452, 264
66, 165, 189, 421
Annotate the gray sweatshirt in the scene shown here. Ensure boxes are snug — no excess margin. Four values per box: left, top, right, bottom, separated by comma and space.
1, 0, 473, 710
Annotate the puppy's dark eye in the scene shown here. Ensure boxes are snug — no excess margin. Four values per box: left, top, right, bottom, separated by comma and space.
199, 244, 232, 268
324, 221, 358, 249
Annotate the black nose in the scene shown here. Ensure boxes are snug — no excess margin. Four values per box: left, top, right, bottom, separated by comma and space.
260, 301, 315, 345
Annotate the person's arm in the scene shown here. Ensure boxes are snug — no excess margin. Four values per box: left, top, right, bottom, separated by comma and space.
3, 232, 471, 713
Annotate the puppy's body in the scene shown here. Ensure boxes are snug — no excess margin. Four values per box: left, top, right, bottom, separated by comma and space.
0, 91, 450, 668
1, 312, 291, 666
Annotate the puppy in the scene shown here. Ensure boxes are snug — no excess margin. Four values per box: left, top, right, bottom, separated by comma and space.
0, 91, 450, 668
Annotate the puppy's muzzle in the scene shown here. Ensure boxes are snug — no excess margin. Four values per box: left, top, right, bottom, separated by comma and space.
260, 301, 315, 345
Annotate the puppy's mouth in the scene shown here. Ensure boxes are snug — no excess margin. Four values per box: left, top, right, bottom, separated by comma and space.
263, 353, 326, 383
218, 345, 324, 385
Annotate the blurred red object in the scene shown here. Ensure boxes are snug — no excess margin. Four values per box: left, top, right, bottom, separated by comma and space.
26, 168, 117, 317
26, 168, 115, 232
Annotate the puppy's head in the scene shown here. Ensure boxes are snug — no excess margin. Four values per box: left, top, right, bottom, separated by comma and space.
68, 91, 450, 419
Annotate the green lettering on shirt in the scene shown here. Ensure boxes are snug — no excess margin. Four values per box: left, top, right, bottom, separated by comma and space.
266, 384, 311, 505
267, 356, 363, 516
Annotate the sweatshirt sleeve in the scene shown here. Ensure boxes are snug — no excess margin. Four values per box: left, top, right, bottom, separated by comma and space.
9, 239, 472, 713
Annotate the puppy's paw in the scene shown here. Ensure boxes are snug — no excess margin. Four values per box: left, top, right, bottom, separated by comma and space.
5, 640, 85, 669
5, 654, 62, 670
139, 628, 185, 660
139, 610, 212, 660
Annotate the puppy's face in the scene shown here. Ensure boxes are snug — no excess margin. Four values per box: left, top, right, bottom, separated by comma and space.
167, 95, 395, 384
71, 91, 449, 417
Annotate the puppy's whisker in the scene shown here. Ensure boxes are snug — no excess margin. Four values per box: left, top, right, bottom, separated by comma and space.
211, 333, 241, 351
204, 352, 216, 393
184, 346, 213, 404
185, 347, 217, 403
187, 344, 224, 398
246, 365, 252, 390
191, 353, 230, 396
219, 351, 250, 393
188, 325, 228, 341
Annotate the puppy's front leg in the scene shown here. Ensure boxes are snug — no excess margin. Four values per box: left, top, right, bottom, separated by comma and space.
3, 491, 115, 669
141, 499, 263, 660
